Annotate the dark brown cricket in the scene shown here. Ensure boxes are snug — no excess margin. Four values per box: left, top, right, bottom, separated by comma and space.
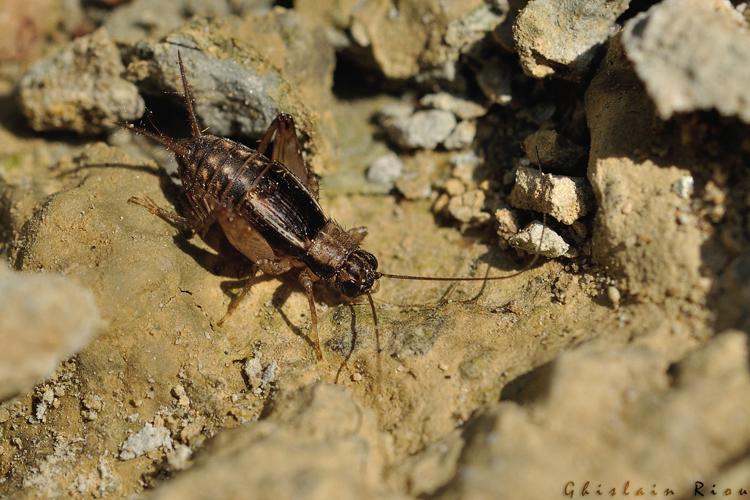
126, 53, 384, 361
126, 52, 543, 362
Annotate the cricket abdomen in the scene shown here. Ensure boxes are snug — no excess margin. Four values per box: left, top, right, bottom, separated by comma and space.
178, 135, 339, 271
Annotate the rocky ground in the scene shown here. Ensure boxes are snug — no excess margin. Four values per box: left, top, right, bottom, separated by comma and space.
1, 0, 749, 499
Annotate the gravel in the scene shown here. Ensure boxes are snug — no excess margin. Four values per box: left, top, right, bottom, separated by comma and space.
419, 92, 487, 120
509, 166, 593, 225
382, 110, 458, 150
509, 221, 573, 258
18, 28, 145, 134
119, 423, 173, 461
366, 153, 404, 187
443, 121, 477, 150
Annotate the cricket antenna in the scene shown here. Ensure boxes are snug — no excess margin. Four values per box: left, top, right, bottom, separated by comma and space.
119, 121, 188, 157
378, 147, 548, 284
177, 50, 201, 138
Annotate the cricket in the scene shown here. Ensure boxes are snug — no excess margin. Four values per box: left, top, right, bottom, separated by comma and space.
125, 52, 541, 362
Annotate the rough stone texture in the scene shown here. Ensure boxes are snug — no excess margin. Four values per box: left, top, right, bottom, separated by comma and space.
509, 166, 593, 225
585, 37, 708, 302
437, 331, 750, 499
446, 189, 491, 225
0, 0, 75, 73
126, 12, 335, 171
18, 29, 145, 134
492, 0, 529, 52
119, 423, 173, 460
366, 153, 404, 187
621, 0, 750, 123
495, 206, 521, 250
509, 221, 573, 258
105, 0, 273, 44
311, 0, 508, 80
523, 129, 587, 170
147, 384, 394, 499
419, 92, 487, 120
381, 110, 457, 150
0, 266, 100, 402
513, 0, 630, 80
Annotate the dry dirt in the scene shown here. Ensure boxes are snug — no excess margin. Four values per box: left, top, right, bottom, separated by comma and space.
1, 1, 749, 499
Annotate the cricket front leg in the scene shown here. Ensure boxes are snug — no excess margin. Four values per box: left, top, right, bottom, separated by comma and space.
298, 268, 323, 361
217, 257, 293, 326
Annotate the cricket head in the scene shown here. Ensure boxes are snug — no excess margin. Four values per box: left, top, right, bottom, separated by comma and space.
335, 249, 379, 298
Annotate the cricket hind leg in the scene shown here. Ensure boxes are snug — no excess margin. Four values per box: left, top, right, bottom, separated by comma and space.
128, 195, 216, 236
257, 113, 319, 199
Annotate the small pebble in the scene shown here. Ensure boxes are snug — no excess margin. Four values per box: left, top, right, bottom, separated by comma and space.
382, 110, 457, 150
443, 120, 477, 150
419, 92, 487, 119
444, 178, 466, 196
167, 444, 193, 471
119, 422, 173, 461
366, 153, 404, 187
395, 174, 432, 200
18, 29, 144, 133
351, 373, 363, 382
171, 385, 190, 407
508, 221, 575, 258
495, 207, 521, 246
378, 101, 414, 120
447, 190, 491, 224
607, 286, 622, 308
671, 176, 694, 199
509, 166, 593, 225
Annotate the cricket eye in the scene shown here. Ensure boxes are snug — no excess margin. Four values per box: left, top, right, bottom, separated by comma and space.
338, 280, 360, 298
364, 252, 378, 270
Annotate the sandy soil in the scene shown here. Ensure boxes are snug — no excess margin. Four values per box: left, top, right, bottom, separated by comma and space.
1, 1, 749, 499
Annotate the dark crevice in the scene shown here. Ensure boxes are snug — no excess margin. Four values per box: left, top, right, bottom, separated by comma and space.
139, 92, 193, 140
332, 51, 399, 99
616, 0, 661, 24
